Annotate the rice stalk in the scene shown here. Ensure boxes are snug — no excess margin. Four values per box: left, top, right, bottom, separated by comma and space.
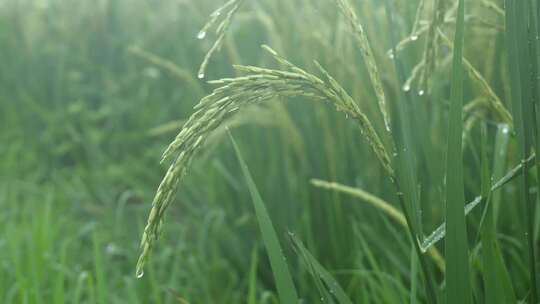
136, 45, 392, 276
383, 1, 438, 301
402, 59, 425, 92
197, 0, 245, 79
481, 0, 504, 17
419, 0, 446, 94
387, 24, 430, 59
410, 0, 427, 37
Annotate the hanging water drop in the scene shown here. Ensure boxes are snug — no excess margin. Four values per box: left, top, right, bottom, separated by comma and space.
418, 90, 425, 96
410, 35, 418, 41
136, 269, 144, 279
197, 30, 206, 40
388, 50, 395, 59
402, 84, 411, 92
198, 72, 205, 79
384, 120, 391, 132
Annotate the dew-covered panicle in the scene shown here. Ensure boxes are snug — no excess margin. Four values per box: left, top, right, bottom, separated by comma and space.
313, 61, 394, 177
197, 0, 245, 79
332, 0, 391, 131
136, 46, 394, 274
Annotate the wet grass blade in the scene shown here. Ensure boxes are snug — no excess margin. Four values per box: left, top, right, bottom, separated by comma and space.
382, 0, 438, 302
444, 0, 472, 302
421, 152, 535, 251
289, 233, 353, 304
505, 0, 538, 301
480, 124, 517, 304
229, 132, 299, 304
248, 246, 259, 304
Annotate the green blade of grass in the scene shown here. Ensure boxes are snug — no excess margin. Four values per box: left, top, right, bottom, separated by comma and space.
382, 0, 438, 302
505, 0, 538, 301
248, 245, 259, 304
289, 233, 353, 304
480, 124, 517, 304
444, 0, 472, 302
492, 125, 510, 223
530, 0, 540, 299
229, 132, 299, 304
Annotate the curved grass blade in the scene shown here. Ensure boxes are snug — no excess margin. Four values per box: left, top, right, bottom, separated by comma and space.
444, 0, 472, 302
229, 132, 299, 304
289, 233, 353, 304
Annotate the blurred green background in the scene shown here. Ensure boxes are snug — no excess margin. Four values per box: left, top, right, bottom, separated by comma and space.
0, 0, 531, 303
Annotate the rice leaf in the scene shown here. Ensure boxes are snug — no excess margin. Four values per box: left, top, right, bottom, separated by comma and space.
505, 0, 538, 301
480, 124, 517, 304
229, 132, 299, 304
289, 233, 353, 304
248, 246, 259, 304
444, 0, 472, 302
382, 0, 438, 302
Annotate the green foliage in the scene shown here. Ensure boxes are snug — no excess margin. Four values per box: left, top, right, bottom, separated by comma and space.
1, 0, 539, 303
230, 132, 299, 304
444, 0, 472, 303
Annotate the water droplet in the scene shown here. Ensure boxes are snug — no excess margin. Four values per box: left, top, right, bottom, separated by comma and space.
388, 51, 395, 59
197, 31, 206, 40
402, 84, 411, 92
210, 10, 221, 17
502, 126, 509, 134
418, 90, 425, 96
384, 120, 391, 132
143, 67, 160, 79
136, 269, 144, 279
198, 72, 205, 79
411, 35, 418, 41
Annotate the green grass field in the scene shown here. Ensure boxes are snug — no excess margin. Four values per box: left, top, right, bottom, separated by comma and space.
1, 0, 539, 303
